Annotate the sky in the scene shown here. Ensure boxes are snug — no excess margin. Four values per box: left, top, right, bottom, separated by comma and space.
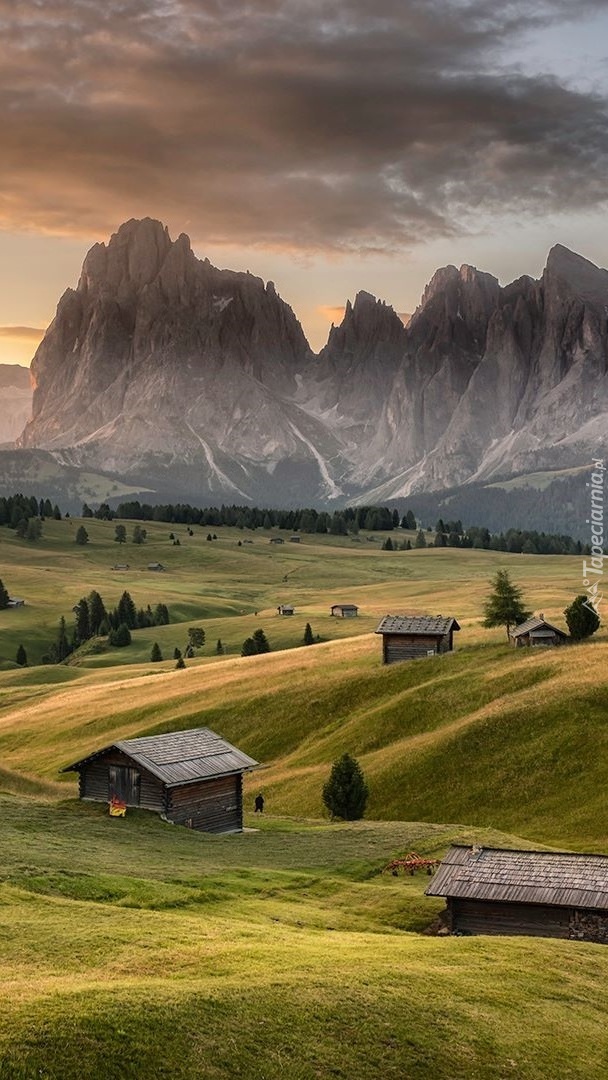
1, 0, 608, 365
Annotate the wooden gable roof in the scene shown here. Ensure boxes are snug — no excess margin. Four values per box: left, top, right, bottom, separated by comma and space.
375, 615, 460, 636
510, 617, 568, 639
63, 727, 259, 787
426, 845, 608, 910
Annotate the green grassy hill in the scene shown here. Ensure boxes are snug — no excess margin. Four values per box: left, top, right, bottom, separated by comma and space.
1, 519, 607, 1077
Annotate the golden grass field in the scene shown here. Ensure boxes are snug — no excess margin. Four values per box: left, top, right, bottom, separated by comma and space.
1, 516, 607, 1078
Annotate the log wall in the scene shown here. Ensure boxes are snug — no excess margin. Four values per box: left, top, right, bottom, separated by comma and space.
165, 774, 243, 833
383, 632, 449, 663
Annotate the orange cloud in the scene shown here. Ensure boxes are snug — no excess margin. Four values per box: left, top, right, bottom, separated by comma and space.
0, 326, 45, 340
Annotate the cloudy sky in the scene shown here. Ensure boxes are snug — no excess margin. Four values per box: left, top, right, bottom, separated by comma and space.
1, 0, 607, 363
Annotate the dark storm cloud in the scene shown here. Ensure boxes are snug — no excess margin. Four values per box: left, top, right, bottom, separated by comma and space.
0, 0, 607, 252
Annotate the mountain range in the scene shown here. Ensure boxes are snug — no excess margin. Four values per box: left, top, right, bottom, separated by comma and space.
10, 218, 608, 513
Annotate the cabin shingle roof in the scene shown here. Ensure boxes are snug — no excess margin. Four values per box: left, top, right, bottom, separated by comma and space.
375, 615, 460, 636
426, 845, 608, 910
63, 727, 259, 787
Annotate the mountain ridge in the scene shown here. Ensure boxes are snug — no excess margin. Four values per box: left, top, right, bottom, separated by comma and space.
15, 218, 608, 507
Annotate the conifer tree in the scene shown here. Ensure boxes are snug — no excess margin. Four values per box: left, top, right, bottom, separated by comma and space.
175, 655, 186, 669
88, 590, 107, 635
0, 578, 9, 609
322, 754, 368, 821
117, 590, 137, 629
564, 595, 600, 641
150, 642, 163, 662
75, 525, 89, 545
483, 570, 531, 639
303, 623, 314, 645
252, 628, 270, 653
16, 644, 27, 666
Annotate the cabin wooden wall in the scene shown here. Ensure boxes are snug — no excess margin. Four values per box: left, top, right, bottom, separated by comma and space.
165, 774, 243, 833
382, 632, 449, 663
450, 898, 570, 939
79, 750, 165, 812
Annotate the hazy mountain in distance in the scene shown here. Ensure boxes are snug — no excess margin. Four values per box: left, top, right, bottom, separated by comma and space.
0, 364, 32, 444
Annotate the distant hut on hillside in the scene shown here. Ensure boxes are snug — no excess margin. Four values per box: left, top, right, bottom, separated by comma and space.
509, 615, 569, 647
289, 535, 301, 543
7, 597, 25, 607
147, 562, 165, 572
330, 603, 359, 618
269, 537, 284, 544
63, 727, 259, 833
427, 845, 608, 943
375, 614, 460, 663
278, 604, 295, 616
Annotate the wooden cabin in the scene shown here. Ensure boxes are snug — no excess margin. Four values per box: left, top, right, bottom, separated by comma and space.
147, 562, 165, 572
331, 603, 359, 618
278, 604, 295, 615
289, 536, 301, 543
426, 845, 608, 942
7, 597, 25, 607
375, 614, 460, 663
510, 615, 569, 647
63, 727, 259, 833
269, 537, 284, 544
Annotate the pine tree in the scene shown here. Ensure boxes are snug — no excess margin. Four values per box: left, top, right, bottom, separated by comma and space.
0, 578, 9, 609
114, 524, 127, 544
173, 647, 182, 660
55, 617, 71, 661
187, 627, 205, 650
26, 517, 42, 541
82, 503, 94, 518
109, 623, 132, 647
16, 644, 27, 666
175, 656, 186, 669
482, 570, 531, 640
564, 595, 600, 641
322, 754, 369, 821
415, 529, 426, 549
252, 628, 270, 653
241, 637, 258, 656
303, 623, 314, 645
88, 590, 107, 635
132, 524, 147, 544
381, 537, 393, 551
75, 525, 89, 545
216, 639, 224, 654
117, 590, 137, 629
150, 642, 163, 662
74, 599, 91, 645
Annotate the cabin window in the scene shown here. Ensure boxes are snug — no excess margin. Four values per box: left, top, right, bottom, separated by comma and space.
108, 765, 141, 805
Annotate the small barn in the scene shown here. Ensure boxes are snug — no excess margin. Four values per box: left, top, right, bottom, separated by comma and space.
331, 603, 359, 618
278, 604, 295, 615
426, 845, 608, 943
269, 537, 284, 544
147, 562, 165, 572
289, 535, 301, 543
375, 614, 460, 663
63, 727, 259, 833
7, 597, 25, 607
510, 615, 569, 647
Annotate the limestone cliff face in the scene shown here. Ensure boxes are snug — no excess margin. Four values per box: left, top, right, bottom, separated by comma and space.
17, 219, 608, 504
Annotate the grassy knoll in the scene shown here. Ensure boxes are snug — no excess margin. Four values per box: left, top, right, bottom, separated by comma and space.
1, 799, 608, 1079
1, 520, 607, 1077
0, 630, 606, 849
0, 513, 589, 668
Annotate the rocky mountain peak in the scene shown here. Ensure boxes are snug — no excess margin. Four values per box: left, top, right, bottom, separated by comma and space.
78, 217, 176, 299
543, 244, 608, 305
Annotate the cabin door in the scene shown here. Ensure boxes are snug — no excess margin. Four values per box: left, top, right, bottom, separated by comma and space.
109, 765, 141, 805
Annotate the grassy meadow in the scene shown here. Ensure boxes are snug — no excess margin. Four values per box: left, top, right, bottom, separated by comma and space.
1, 516, 607, 1077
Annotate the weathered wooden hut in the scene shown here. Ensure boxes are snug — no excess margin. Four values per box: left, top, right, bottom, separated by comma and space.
330, 603, 359, 617
375, 614, 460, 663
509, 615, 569, 647
63, 727, 259, 833
278, 604, 295, 615
426, 845, 608, 942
